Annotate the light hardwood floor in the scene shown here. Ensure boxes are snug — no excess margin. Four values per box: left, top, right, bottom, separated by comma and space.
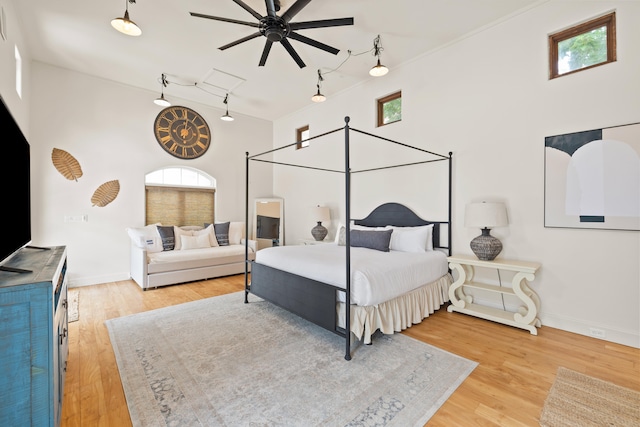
61, 275, 640, 426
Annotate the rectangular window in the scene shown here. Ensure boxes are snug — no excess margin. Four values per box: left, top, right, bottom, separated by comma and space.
549, 11, 616, 79
377, 91, 401, 127
296, 125, 309, 150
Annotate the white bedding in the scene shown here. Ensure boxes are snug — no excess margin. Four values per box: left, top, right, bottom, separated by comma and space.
254, 244, 448, 306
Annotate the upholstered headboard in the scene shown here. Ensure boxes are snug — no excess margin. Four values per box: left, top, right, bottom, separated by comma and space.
353, 202, 449, 252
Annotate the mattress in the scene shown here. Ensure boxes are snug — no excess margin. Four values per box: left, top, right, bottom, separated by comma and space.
148, 245, 251, 264
254, 244, 448, 306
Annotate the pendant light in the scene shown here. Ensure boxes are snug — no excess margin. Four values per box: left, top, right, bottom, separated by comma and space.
111, 0, 142, 36
311, 70, 326, 102
369, 35, 388, 77
153, 74, 171, 107
221, 94, 234, 121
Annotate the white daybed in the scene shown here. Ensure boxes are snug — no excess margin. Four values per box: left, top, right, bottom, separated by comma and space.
128, 221, 255, 290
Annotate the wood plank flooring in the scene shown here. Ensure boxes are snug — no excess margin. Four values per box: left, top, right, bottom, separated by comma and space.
61, 275, 640, 426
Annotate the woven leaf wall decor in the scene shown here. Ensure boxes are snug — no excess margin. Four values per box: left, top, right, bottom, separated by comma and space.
91, 180, 120, 207
52, 148, 83, 181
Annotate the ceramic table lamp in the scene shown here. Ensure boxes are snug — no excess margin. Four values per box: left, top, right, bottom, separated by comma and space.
464, 202, 508, 261
311, 206, 331, 241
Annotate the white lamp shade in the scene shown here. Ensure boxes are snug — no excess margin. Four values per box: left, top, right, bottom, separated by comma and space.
465, 202, 508, 229
313, 206, 331, 224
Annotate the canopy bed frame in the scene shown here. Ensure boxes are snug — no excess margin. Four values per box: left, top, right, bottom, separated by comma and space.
243, 117, 453, 360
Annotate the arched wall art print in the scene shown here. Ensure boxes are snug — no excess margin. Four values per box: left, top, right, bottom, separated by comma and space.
544, 122, 640, 231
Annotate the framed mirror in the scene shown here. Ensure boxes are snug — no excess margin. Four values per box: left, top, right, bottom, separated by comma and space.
254, 198, 284, 249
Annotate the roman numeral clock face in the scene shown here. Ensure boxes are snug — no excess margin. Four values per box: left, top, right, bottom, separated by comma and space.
153, 106, 211, 159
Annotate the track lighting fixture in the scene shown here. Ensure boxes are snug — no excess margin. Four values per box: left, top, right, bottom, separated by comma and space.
369, 35, 388, 77
111, 0, 142, 36
311, 70, 326, 103
221, 94, 234, 121
153, 74, 171, 106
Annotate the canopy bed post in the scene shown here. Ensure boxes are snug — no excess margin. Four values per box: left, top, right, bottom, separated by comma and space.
244, 151, 250, 304
343, 116, 352, 361
448, 152, 453, 256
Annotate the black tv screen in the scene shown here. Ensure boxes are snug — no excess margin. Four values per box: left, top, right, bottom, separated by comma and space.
0, 95, 31, 266
256, 215, 279, 240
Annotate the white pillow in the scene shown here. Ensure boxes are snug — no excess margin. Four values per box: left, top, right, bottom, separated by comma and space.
228, 222, 245, 245
180, 233, 212, 250
173, 226, 193, 251
193, 224, 218, 247
389, 224, 434, 252
126, 223, 163, 253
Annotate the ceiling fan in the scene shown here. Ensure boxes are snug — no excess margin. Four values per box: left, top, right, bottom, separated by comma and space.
190, 0, 354, 68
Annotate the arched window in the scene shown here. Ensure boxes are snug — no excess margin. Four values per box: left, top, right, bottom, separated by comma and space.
145, 167, 217, 226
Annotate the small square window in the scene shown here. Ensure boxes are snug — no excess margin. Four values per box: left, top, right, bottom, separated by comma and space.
296, 125, 310, 149
549, 12, 616, 79
377, 91, 401, 127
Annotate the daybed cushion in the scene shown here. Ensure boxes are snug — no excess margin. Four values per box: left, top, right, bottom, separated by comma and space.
147, 245, 253, 274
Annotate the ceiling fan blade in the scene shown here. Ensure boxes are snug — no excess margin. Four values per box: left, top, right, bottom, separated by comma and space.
259, 41, 273, 66
231, 0, 263, 20
219, 32, 262, 50
290, 17, 354, 30
281, 0, 312, 23
190, 12, 260, 28
281, 38, 306, 68
265, 0, 277, 18
288, 32, 339, 55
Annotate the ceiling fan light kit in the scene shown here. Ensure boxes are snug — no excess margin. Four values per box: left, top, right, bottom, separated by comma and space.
111, 0, 141, 36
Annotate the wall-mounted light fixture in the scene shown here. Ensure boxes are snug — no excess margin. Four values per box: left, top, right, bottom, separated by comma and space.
221, 93, 234, 121
369, 35, 388, 77
111, 0, 142, 36
153, 73, 171, 106
311, 69, 326, 103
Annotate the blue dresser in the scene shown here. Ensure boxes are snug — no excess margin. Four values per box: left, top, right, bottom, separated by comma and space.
0, 246, 68, 427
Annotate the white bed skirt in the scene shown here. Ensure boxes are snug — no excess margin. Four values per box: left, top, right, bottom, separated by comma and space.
337, 273, 452, 344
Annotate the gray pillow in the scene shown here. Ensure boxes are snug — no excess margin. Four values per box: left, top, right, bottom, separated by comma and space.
350, 229, 393, 252
156, 225, 175, 251
214, 222, 230, 246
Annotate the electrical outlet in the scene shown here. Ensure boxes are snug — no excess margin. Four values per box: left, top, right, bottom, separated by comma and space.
64, 214, 88, 223
589, 328, 606, 339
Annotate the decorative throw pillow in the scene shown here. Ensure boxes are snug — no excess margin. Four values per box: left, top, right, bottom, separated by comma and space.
350, 229, 393, 252
180, 233, 212, 250
193, 224, 218, 247
389, 224, 434, 253
173, 226, 194, 251
214, 222, 230, 246
126, 223, 163, 253
156, 225, 176, 251
228, 222, 244, 245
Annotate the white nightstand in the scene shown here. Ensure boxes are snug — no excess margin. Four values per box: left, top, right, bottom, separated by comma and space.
298, 239, 331, 245
447, 254, 542, 335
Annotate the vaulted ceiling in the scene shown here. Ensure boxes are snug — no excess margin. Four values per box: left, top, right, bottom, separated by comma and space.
14, 0, 540, 121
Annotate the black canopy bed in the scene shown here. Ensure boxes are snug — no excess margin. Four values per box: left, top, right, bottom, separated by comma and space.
244, 117, 453, 360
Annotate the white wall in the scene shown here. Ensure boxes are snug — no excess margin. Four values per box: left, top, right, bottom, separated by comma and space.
25, 63, 273, 287
272, 1, 640, 348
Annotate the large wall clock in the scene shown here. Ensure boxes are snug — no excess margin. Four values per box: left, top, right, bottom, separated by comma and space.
153, 106, 211, 159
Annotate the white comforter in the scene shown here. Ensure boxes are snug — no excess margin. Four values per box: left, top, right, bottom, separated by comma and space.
254, 244, 448, 306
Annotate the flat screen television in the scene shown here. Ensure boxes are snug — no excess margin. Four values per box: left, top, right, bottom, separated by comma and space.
0, 95, 31, 270
256, 215, 280, 240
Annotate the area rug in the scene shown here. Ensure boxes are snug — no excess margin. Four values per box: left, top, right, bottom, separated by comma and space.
539, 367, 640, 427
106, 291, 477, 427
67, 288, 79, 322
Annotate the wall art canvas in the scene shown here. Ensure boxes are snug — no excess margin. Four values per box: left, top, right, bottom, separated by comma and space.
544, 122, 640, 231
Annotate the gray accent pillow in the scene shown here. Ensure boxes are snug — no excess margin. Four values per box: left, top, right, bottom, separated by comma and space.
156, 225, 175, 251
214, 222, 230, 246
350, 229, 393, 252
